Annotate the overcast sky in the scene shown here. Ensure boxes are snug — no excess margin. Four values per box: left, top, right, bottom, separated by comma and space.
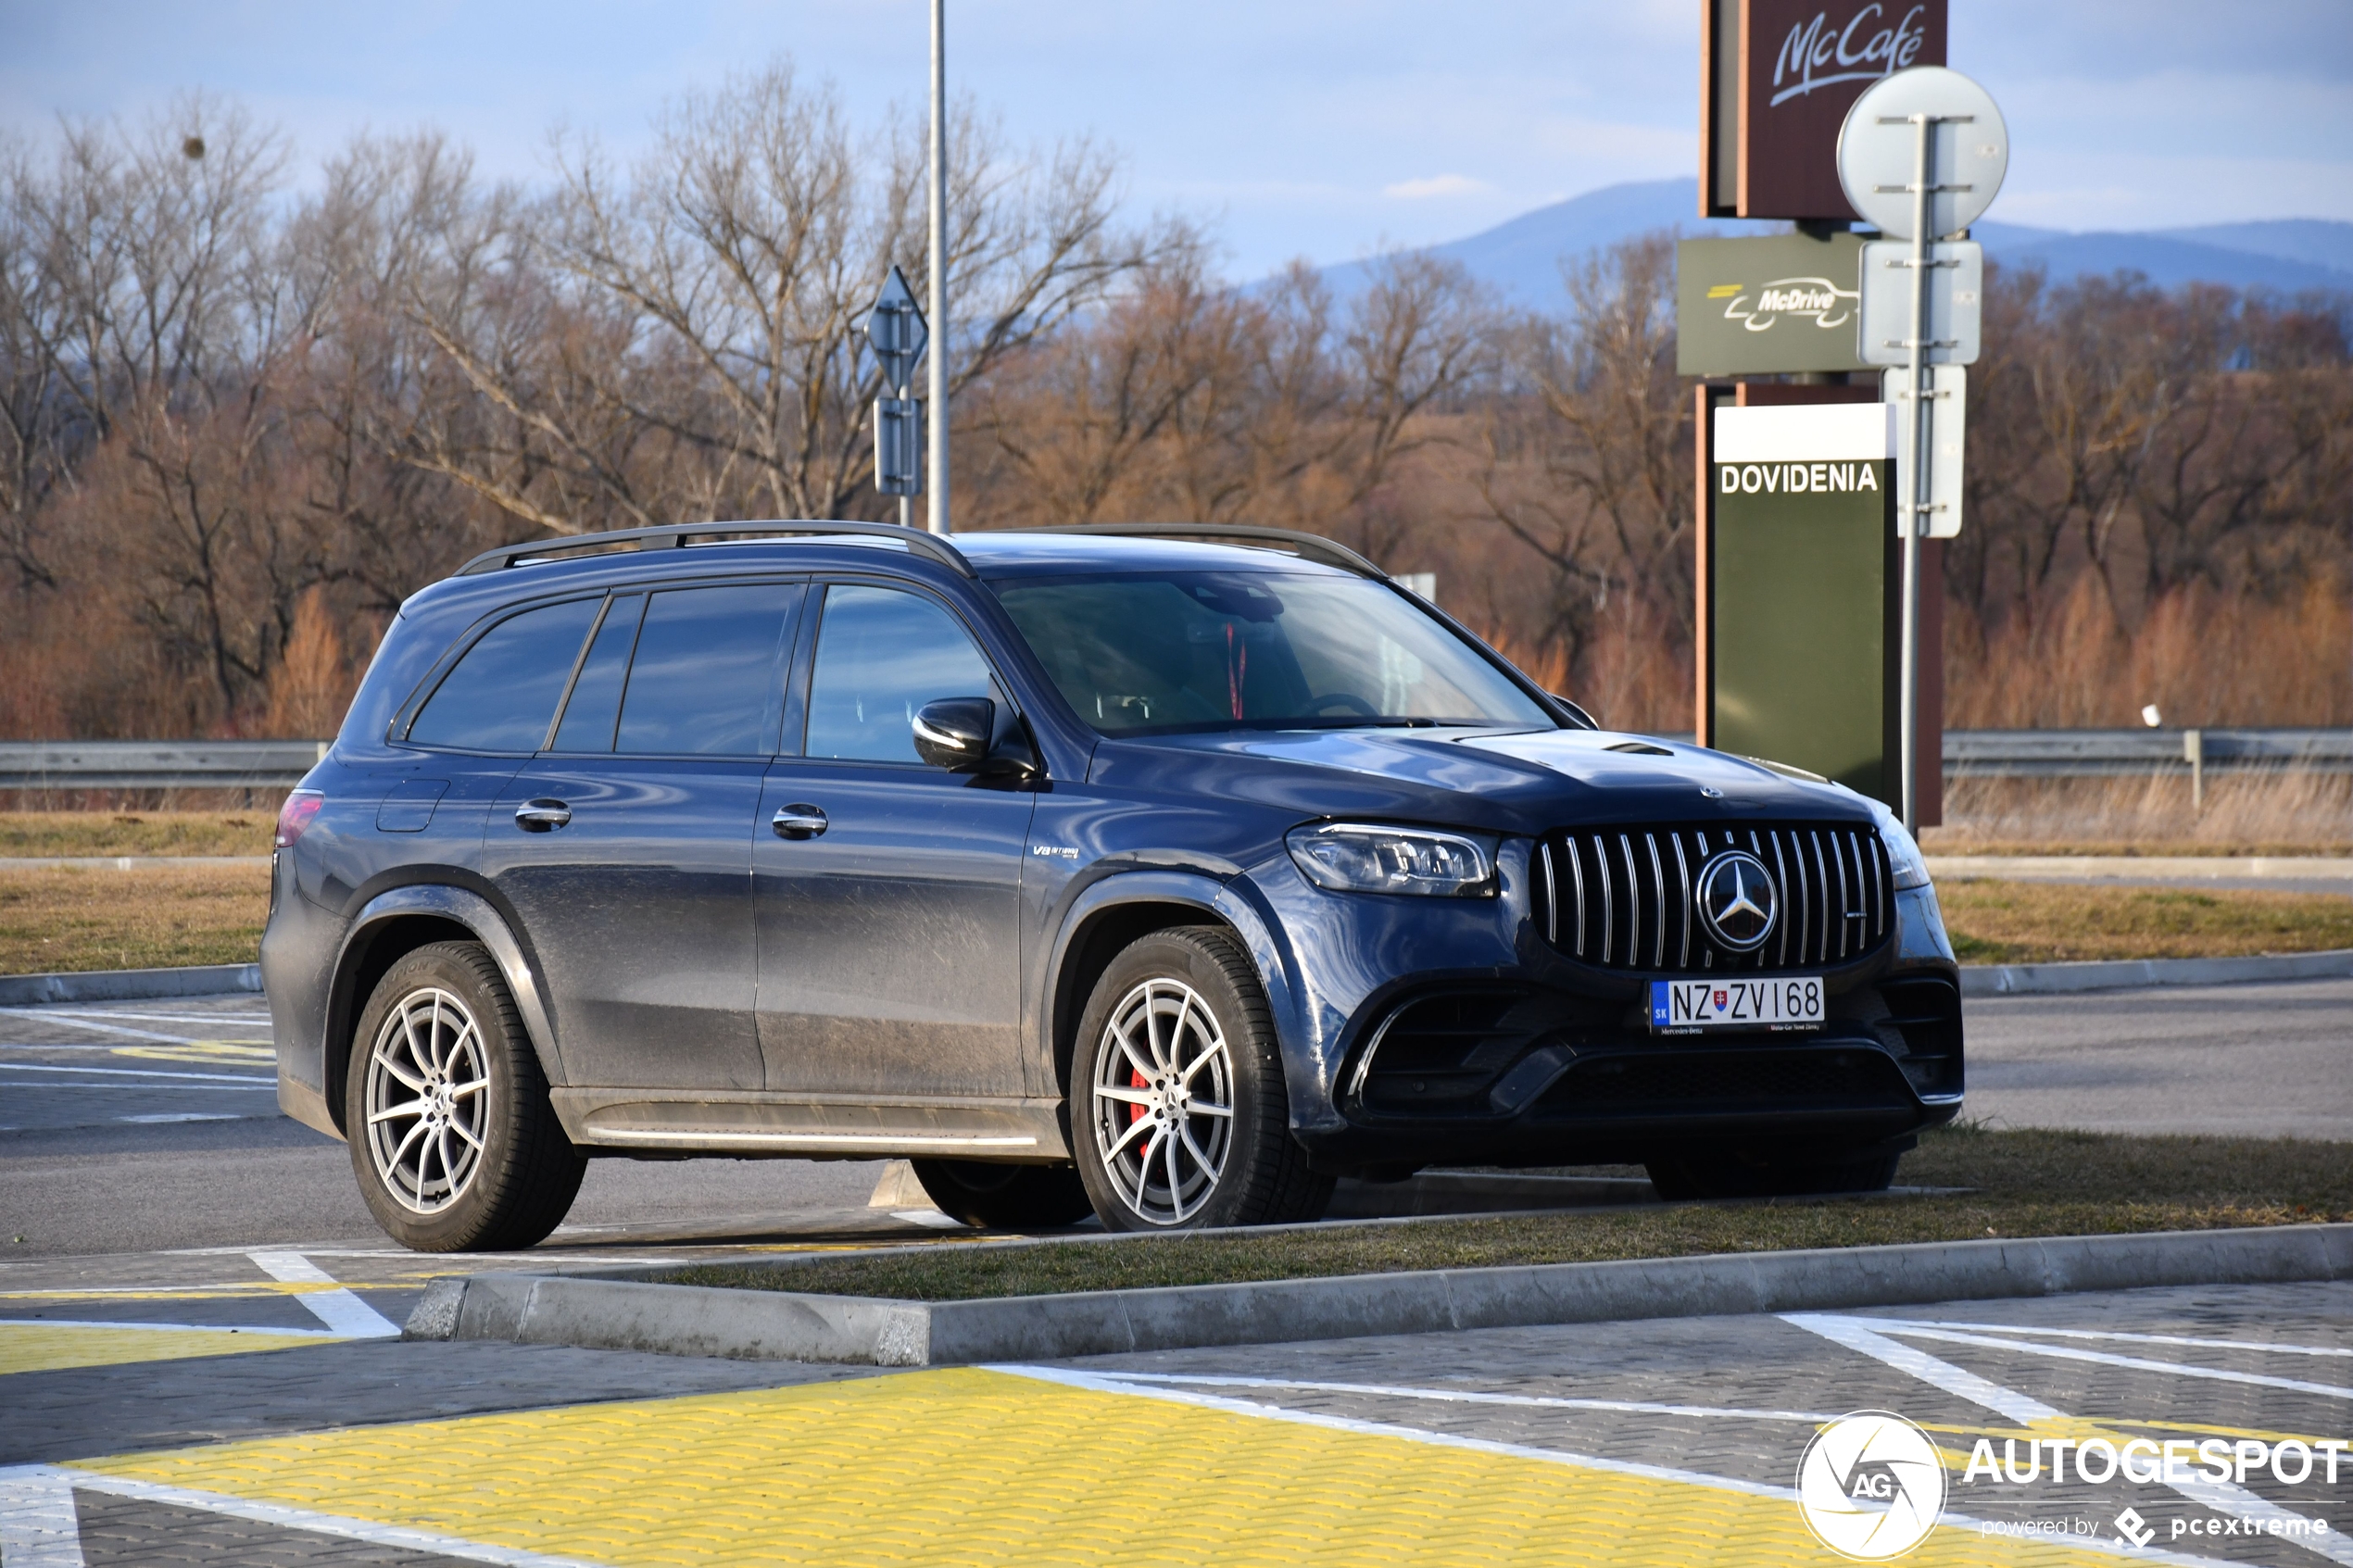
3, 1, 2346, 277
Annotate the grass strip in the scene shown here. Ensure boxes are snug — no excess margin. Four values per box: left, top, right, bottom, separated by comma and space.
0, 811, 276, 858
1939, 877, 2353, 964
0, 863, 269, 972
657, 1126, 2353, 1303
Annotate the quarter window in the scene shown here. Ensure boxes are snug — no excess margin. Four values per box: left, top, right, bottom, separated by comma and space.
804, 585, 1000, 764
409, 598, 601, 752
611, 584, 797, 755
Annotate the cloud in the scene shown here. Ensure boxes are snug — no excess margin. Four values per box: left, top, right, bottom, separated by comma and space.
1382, 173, 1491, 201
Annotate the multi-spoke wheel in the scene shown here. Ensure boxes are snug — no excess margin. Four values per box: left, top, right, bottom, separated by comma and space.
1091, 977, 1236, 1224
345, 942, 585, 1252
363, 986, 489, 1214
1070, 927, 1331, 1232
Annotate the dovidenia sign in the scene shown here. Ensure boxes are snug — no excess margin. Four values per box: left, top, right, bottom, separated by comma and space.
1709, 402, 1901, 803
1677, 232, 1867, 377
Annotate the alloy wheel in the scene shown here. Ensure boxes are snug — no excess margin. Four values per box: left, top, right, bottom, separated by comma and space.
363, 985, 490, 1214
1089, 977, 1235, 1225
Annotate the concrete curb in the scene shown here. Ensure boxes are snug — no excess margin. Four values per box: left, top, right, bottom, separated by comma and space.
1960, 948, 2353, 997
405, 1223, 2353, 1368
0, 963, 263, 1005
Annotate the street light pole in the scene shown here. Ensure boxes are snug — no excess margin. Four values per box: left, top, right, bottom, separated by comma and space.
926, 0, 950, 535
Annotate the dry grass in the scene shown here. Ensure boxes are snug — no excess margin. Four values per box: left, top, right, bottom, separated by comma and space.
658, 1125, 2353, 1302
1937, 878, 2353, 964
1924, 770, 2351, 857
0, 863, 269, 972
0, 811, 276, 858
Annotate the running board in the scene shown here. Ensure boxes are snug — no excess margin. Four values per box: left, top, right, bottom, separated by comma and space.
550, 1088, 1070, 1160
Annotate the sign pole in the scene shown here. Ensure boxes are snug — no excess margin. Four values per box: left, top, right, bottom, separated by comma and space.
926, 0, 950, 536
1898, 110, 1931, 833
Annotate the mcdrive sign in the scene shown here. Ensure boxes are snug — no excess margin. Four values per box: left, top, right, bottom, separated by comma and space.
1702, 0, 1948, 220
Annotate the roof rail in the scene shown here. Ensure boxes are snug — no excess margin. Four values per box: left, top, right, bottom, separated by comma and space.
1010, 523, 1387, 580
455, 521, 975, 579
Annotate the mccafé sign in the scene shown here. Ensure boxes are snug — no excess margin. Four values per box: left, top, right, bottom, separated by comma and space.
1701, 0, 1949, 221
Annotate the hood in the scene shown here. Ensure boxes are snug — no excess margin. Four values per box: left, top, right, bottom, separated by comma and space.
1090, 724, 1873, 835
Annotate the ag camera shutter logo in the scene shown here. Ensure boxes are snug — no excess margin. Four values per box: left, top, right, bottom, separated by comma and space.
1797, 1411, 1949, 1560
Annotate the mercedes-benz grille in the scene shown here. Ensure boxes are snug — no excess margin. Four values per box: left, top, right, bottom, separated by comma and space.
1536, 823, 1893, 972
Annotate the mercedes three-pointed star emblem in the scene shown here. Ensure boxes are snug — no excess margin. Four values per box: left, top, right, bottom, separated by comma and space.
1696, 849, 1778, 952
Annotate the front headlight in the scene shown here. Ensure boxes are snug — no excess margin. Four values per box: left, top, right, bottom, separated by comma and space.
1875, 809, 1931, 890
1286, 822, 1497, 897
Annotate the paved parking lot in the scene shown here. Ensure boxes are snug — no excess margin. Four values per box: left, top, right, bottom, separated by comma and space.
3, 983, 2347, 1564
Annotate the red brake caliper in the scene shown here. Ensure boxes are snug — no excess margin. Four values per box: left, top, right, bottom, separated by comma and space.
1130, 1067, 1149, 1124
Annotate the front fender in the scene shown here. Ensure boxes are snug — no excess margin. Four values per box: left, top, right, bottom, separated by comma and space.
1038, 868, 1310, 1123
327, 884, 566, 1123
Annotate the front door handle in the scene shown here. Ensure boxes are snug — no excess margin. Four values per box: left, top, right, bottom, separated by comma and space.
514, 799, 573, 832
772, 805, 827, 840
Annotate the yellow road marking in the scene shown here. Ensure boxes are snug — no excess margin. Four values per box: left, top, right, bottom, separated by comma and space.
83, 1367, 2118, 1566
112, 1042, 275, 1063
1, 1323, 328, 1375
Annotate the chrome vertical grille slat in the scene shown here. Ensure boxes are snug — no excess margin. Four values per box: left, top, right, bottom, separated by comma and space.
1569, 836, 1588, 959
1593, 834, 1614, 966
1671, 834, 1692, 969
1539, 841, 1558, 946
1644, 834, 1666, 969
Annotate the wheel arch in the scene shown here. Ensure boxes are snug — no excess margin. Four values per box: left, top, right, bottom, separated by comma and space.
325, 884, 563, 1135
1042, 871, 1304, 1106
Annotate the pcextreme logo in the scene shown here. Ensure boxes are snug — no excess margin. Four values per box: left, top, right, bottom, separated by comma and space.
1796, 1411, 1950, 1560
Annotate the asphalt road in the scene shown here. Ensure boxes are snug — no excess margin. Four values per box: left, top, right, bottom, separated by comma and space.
1963, 976, 2353, 1139
4, 976, 2347, 1261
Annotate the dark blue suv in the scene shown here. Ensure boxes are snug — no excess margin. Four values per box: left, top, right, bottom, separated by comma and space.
263, 522, 1963, 1250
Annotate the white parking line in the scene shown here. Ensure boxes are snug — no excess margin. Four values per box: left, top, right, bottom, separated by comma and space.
1877, 1323, 2353, 1402
1862, 1316, 2353, 1361
0, 1064, 272, 1085
1092, 1370, 1842, 1424
246, 1253, 401, 1338
0, 1465, 84, 1568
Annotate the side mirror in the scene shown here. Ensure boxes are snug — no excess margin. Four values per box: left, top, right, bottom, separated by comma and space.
912, 697, 992, 770
912, 696, 1038, 777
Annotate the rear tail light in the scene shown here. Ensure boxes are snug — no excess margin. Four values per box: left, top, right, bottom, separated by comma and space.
275, 790, 324, 848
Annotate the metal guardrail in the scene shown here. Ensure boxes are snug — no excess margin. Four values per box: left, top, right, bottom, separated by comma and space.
0, 730, 2344, 790
0, 740, 329, 790
1943, 728, 2351, 779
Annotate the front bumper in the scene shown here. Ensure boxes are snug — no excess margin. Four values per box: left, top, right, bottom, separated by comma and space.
1253, 841, 1963, 1172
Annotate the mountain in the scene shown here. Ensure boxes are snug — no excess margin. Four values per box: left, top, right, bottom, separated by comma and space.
1312, 178, 2353, 308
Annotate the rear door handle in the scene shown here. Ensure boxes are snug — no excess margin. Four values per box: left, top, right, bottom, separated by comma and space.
772, 805, 827, 840
514, 799, 573, 832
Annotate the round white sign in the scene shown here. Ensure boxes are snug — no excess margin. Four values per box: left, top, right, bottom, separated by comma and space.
1795, 1410, 1950, 1561
1836, 67, 2009, 240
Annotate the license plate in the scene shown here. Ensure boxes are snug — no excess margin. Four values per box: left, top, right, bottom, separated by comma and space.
1649, 977, 1824, 1033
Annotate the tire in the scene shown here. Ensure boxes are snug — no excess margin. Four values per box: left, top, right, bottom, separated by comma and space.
1070, 926, 1332, 1232
910, 1160, 1093, 1229
1644, 1148, 1903, 1202
345, 941, 585, 1252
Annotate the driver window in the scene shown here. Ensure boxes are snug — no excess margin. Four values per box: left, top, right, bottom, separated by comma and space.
804, 585, 999, 764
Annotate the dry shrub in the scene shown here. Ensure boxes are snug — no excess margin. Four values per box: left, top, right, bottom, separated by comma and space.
1927, 767, 2351, 855
260, 588, 356, 739
1949, 572, 2349, 729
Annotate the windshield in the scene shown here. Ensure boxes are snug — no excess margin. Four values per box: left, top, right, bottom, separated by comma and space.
991, 571, 1554, 735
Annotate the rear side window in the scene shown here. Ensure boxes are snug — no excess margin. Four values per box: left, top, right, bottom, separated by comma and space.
408, 598, 601, 752
804, 584, 999, 764
611, 584, 797, 755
